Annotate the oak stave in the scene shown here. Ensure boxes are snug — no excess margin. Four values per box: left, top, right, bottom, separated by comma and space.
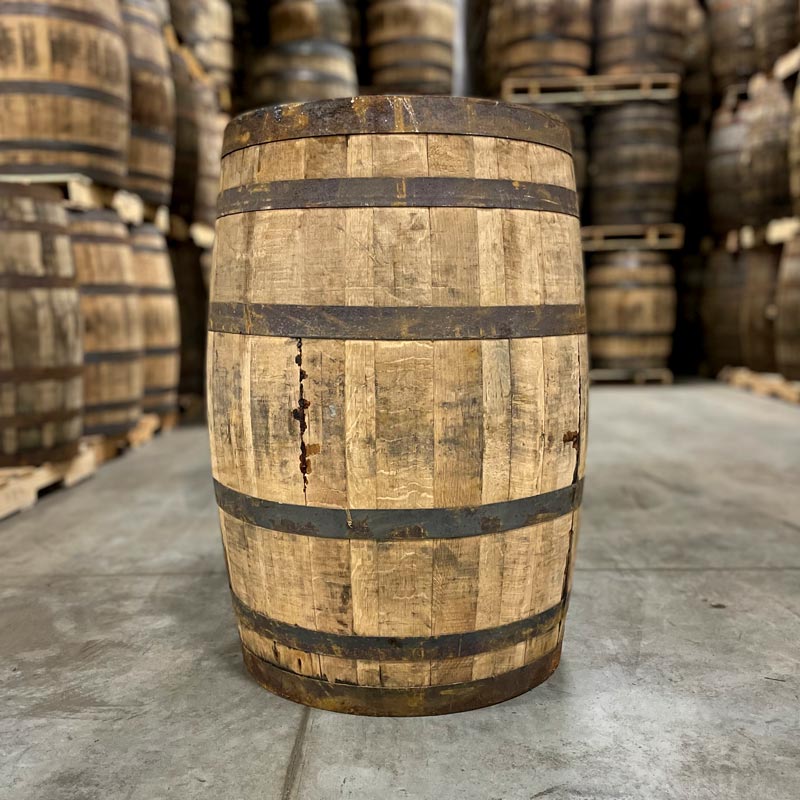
702, 248, 745, 375
169, 0, 234, 93
777, 236, 800, 380
131, 224, 180, 415
0, 184, 83, 467
595, 0, 688, 76
587, 251, 676, 370
249, 40, 359, 106
121, 0, 176, 206
366, 0, 455, 94
70, 209, 144, 436
493, 0, 592, 80
209, 95, 587, 715
589, 101, 681, 226
270, 0, 354, 47
0, 0, 130, 186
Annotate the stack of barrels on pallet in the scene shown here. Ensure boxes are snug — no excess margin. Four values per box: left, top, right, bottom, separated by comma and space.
0, 0, 225, 468
701, 0, 800, 381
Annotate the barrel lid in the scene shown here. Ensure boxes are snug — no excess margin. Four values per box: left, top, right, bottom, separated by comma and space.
223, 95, 573, 157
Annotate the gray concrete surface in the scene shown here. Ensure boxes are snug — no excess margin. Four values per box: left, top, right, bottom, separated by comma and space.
1, 384, 798, 800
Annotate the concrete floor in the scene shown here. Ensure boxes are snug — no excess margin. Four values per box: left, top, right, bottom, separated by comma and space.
1, 384, 798, 800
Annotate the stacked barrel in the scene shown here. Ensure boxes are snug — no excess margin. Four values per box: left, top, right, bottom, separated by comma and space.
702, 1, 800, 379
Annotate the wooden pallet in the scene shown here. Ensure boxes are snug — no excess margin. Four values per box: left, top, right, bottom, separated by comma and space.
718, 367, 800, 403
501, 72, 681, 106
723, 218, 800, 252
0, 174, 166, 227
774, 45, 800, 81
0, 443, 97, 521
84, 413, 165, 466
582, 223, 685, 252
590, 367, 674, 386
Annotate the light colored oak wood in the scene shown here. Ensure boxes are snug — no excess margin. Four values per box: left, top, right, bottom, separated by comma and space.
209, 97, 587, 714
0, 184, 83, 466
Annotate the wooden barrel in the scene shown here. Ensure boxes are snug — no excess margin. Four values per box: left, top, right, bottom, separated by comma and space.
544, 106, 586, 205
270, 0, 353, 46
0, 0, 130, 186
706, 94, 747, 235
250, 41, 359, 106
707, 0, 758, 96
367, 0, 455, 94
171, 49, 226, 225
754, 0, 798, 73
702, 248, 745, 374
683, 0, 712, 114
589, 101, 680, 226
587, 251, 676, 370
493, 0, 592, 80
169, 238, 208, 396
739, 247, 779, 373
0, 185, 83, 467
131, 225, 180, 416
776, 236, 800, 380
595, 0, 688, 75
741, 77, 791, 228
71, 210, 144, 436
209, 96, 587, 716
121, 0, 176, 207
169, 0, 234, 92
791, 83, 800, 219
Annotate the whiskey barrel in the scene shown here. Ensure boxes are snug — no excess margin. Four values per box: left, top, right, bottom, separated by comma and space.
169, 0, 234, 92
121, 0, 176, 207
131, 225, 180, 416
791, 84, 800, 219
707, 0, 757, 96
171, 49, 226, 225
494, 0, 592, 80
739, 247, 779, 373
595, 0, 688, 75
250, 41, 359, 106
589, 101, 680, 226
0, 185, 83, 467
71, 210, 144, 436
706, 95, 747, 235
776, 236, 800, 380
683, 0, 712, 114
169, 238, 208, 396
754, 0, 798, 74
702, 248, 745, 374
270, 0, 353, 46
546, 106, 586, 205
209, 96, 587, 716
367, 0, 455, 93
741, 76, 791, 228
587, 251, 676, 370
0, 0, 130, 186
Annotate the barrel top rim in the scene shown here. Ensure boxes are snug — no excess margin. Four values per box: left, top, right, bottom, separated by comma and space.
223, 95, 574, 156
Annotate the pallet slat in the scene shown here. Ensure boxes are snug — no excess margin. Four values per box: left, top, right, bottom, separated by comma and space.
582, 224, 685, 252
718, 367, 800, 403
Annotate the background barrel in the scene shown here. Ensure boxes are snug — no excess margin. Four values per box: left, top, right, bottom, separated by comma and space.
209, 96, 587, 716
777, 236, 800, 380
196, 108, 229, 227
595, 0, 688, 75
706, 94, 747, 236
587, 251, 676, 370
169, 0, 234, 93
121, 0, 176, 207
249, 41, 359, 106
71, 210, 144, 437
366, 0, 455, 93
0, 0, 130, 186
739, 247, 779, 373
707, 0, 758, 96
589, 101, 681, 225
270, 0, 354, 46
0, 185, 83, 467
494, 0, 592, 79
702, 248, 745, 374
754, 0, 798, 73
790, 83, 800, 219
131, 225, 180, 417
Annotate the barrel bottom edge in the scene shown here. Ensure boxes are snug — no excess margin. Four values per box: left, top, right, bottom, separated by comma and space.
241, 642, 562, 717
0, 440, 80, 468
